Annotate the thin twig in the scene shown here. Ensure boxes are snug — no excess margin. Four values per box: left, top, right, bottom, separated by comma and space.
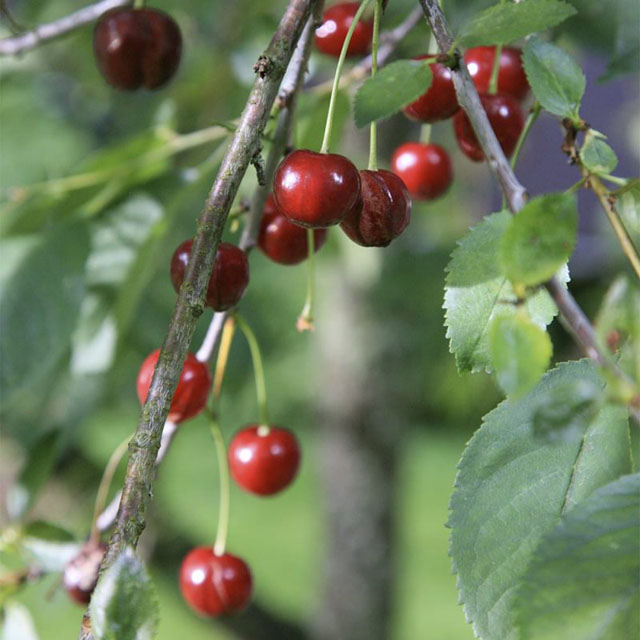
0, 0, 133, 56
417, 0, 640, 424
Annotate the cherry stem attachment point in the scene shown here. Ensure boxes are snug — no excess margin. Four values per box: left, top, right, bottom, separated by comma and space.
298, 228, 316, 332
209, 415, 230, 557
320, 0, 374, 154
90, 436, 131, 544
368, 0, 382, 170
488, 43, 503, 95
235, 313, 270, 426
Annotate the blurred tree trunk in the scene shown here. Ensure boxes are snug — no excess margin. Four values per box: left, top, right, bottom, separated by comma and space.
312, 261, 400, 640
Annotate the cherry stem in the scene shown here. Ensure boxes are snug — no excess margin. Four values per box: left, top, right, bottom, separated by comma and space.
367, 0, 382, 171
510, 101, 541, 169
320, 0, 374, 154
419, 123, 432, 144
133, 0, 146, 8
213, 316, 237, 399
488, 43, 503, 95
209, 416, 230, 556
89, 436, 131, 544
234, 313, 270, 427
299, 228, 317, 331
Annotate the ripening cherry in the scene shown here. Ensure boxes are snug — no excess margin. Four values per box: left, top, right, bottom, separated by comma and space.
228, 425, 301, 496
136, 349, 211, 423
314, 2, 374, 57
390, 143, 453, 201
180, 547, 252, 617
464, 46, 529, 101
170, 240, 250, 311
403, 60, 459, 123
273, 149, 362, 228
453, 93, 524, 162
340, 169, 412, 247
63, 542, 106, 605
258, 195, 329, 265
93, 8, 182, 90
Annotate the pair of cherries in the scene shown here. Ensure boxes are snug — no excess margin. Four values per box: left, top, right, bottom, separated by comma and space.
272, 149, 412, 248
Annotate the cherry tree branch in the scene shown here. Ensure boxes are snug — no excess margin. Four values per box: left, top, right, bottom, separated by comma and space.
0, 0, 132, 56
417, 0, 640, 424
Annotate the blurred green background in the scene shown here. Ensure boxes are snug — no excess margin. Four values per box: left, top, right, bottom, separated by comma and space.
1, 0, 638, 638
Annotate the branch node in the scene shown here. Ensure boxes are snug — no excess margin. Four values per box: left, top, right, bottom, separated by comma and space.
251, 148, 267, 186
254, 55, 274, 78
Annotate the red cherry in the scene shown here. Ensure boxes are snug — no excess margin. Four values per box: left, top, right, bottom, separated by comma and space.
170, 240, 250, 311
273, 150, 361, 228
453, 93, 524, 162
464, 46, 529, 101
314, 2, 373, 57
136, 349, 211, 423
93, 8, 182, 90
340, 169, 411, 247
258, 195, 328, 265
403, 60, 459, 123
180, 547, 252, 617
63, 542, 106, 605
390, 143, 453, 201
228, 425, 301, 496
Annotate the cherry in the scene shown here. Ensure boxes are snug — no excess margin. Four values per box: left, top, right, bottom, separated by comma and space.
453, 93, 524, 162
314, 2, 373, 57
464, 46, 529, 101
93, 8, 182, 90
170, 240, 250, 311
403, 60, 459, 123
228, 425, 301, 496
258, 195, 329, 265
136, 349, 211, 423
180, 547, 252, 617
63, 542, 106, 605
340, 170, 411, 247
390, 143, 453, 201
273, 150, 361, 228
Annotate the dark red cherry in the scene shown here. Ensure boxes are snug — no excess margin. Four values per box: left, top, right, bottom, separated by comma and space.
390, 143, 453, 201
314, 2, 373, 57
464, 46, 529, 101
63, 542, 106, 605
273, 150, 361, 228
340, 170, 411, 247
258, 195, 328, 265
403, 60, 459, 123
170, 240, 250, 311
228, 425, 301, 496
180, 547, 252, 617
136, 349, 211, 423
453, 93, 524, 162
93, 8, 182, 90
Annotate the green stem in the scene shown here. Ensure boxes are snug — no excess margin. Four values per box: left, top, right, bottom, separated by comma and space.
90, 436, 131, 544
488, 43, 503, 95
419, 123, 432, 144
235, 313, 270, 426
367, 0, 382, 170
298, 228, 316, 331
510, 102, 541, 169
133, 0, 146, 8
209, 417, 230, 556
320, 0, 373, 153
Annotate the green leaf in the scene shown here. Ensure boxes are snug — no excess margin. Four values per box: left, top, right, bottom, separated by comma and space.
523, 37, 586, 121
1, 601, 39, 640
22, 520, 75, 543
0, 224, 89, 411
458, 0, 577, 47
516, 473, 640, 640
5, 431, 61, 520
580, 132, 618, 175
354, 60, 432, 128
444, 211, 567, 373
21, 535, 81, 573
90, 547, 159, 640
600, 0, 640, 81
449, 360, 631, 640
489, 312, 552, 397
500, 193, 578, 287
619, 189, 640, 247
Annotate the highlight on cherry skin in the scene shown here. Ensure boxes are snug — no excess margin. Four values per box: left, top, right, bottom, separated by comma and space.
228, 425, 301, 496
170, 239, 250, 311
136, 349, 212, 423
63, 541, 106, 605
93, 8, 182, 90
180, 547, 253, 617
273, 149, 362, 228
464, 46, 529, 101
258, 194, 329, 265
391, 142, 453, 201
314, 1, 374, 58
